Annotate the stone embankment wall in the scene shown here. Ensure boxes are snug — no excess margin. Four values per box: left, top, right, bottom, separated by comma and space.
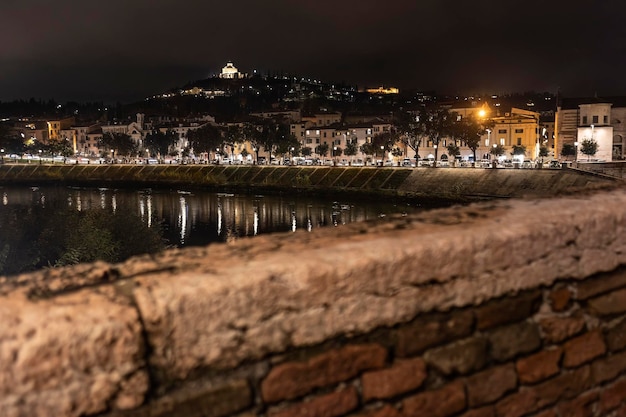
2, 189, 626, 416
0, 164, 617, 201
574, 161, 626, 179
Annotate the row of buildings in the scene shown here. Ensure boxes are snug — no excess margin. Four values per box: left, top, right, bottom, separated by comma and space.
5, 95, 626, 164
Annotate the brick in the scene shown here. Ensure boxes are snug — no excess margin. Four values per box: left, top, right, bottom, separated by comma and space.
576, 268, 626, 300
606, 316, 626, 352
401, 381, 466, 417
592, 350, 626, 384
261, 344, 386, 403
424, 337, 488, 376
563, 330, 607, 368
488, 321, 541, 362
466, 364, 517, 407
269, 388, 355, 417
555, 390, 598, 417
587, 288, 626, 317
475, 290, 542, 330
495, 367, 592, 417
534, 410, 557, 417
351, 405, 401, 417
516, 347, 563, 384
494, 389, 537, 417
539, 316, 586, 344
459, 406, 495, 417
549, 286, 572, 312
396, 310, 474, 357
362, 357, 427, 401
269, 386, 359, 417
600, 378, 626, 413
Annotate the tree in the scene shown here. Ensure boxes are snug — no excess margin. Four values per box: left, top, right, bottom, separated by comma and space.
395, 109, 427, 161
359, 142, 375, 160
452, 116, 489, 165
315, 143, 329, 159
344, 140, 358, 162
490, 144, 505, 159
446, 143, 460, 161
511, 144, 526, 158
99, 132, 137, 158
301, 146, 312, 157
422, 107, 456, 167
561, 143, 577, 160
187, 123, 224, 158
580, 138, 598, 160
144, 130, 177, 158
539, 145, 549, 162
371, 131, 395, 158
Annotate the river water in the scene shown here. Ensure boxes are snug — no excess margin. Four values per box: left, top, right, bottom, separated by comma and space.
0, 185, 428, 276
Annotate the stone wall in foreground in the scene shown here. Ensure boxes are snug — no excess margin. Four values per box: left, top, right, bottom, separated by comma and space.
2, 190, 626, 416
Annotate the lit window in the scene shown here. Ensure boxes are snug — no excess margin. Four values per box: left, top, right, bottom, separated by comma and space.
500, 138, 505, 145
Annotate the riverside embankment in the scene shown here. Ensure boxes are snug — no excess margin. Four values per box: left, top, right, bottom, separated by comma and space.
0, 164, 619, 202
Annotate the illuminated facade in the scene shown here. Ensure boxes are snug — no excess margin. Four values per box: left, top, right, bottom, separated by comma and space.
219, 62, 244, 79
556, 97, 626, 161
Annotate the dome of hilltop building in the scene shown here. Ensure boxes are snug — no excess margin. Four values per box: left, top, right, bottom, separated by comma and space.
219, 62, 246, 79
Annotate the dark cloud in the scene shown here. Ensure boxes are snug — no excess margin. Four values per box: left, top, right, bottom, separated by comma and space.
1, 0, 625, 102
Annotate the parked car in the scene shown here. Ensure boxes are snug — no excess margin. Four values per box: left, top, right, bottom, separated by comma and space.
548, 160, 561, 169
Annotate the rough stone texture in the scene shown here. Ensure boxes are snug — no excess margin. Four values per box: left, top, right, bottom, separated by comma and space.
600, 377, 626, 413
562, 330, 607, 368
261, 344, 386, 403
423, 337, 488, 376
401, 381, 466, 417
123, 191, 626, 381
515, 348, 563, 384
495, 366, 592, 417
0, 289, 147, 417
351, 405, 401, 417
587, 288, 626, 316
591, 350, 626, 384
606, 317, 626, 352
466, 364, 518, 407
4, 188, 626, 415
488, 321, 542, 362
576, 268, 626, 300
268, 386, 359, 417
459, 407, 495, 417
554, 390, 598, 417
395, 310, 474, 357
474, 290, 542, 330
539, 316, 587, 344
361, 357, 427, 401
548, 286, 572, 312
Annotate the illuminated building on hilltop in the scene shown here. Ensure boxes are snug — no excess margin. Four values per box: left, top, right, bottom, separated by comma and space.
219, 62, 245, 79
366, 86, 399, 95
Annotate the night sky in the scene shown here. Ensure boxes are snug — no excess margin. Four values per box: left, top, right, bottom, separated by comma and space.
2, 0, 626, 103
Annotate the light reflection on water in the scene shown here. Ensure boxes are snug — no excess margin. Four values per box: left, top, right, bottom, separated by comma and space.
0, 185, 424, 248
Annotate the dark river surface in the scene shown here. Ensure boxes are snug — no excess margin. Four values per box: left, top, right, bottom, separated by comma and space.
0, 185, 432, 276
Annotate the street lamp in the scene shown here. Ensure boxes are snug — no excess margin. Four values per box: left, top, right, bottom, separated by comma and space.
253, 147, 257, 165
290, 146, 294, 165
38, 149, 42, 165
0, 148, 4, 163
333, 146, 337, 166
111, 149, 115, 163
574, 141, 579, 162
